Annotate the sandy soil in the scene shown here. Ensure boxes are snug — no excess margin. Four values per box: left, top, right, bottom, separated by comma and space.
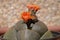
0, 0, 60, 28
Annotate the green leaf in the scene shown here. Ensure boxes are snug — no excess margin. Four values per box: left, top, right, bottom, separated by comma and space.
3, 28, 17, 40
32, 21, 48, 36
18, 29, 40, 40
40, 31, 54, 40
13, 20, 27, 31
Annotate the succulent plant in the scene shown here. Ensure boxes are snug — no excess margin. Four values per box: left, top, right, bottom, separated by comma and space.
2, 4, 60, 40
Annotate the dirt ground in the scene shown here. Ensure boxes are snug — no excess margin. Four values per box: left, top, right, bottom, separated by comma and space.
0, 0, 60, 28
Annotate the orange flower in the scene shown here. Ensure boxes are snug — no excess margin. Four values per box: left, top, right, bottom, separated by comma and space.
27, 4, 40, 11
21, 12, 31, 22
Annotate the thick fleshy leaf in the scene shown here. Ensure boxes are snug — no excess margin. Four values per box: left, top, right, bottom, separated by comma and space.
40, 31, 54, 40
32, 21, 48, 36
13, 20, 27, 31
17, 29, 40, 40
3, 28, 17, 40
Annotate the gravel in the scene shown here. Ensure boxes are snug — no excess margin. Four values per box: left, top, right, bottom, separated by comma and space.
0, 0, 60, 28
